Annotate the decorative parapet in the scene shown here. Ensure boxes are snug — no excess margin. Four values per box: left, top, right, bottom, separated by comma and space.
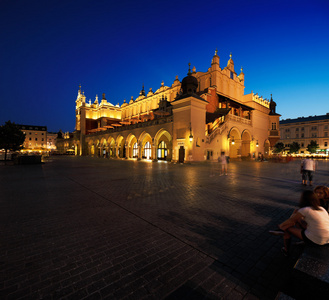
252, 93, 269, 108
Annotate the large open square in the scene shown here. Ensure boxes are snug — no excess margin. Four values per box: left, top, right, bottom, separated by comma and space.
1, 157, 329, 299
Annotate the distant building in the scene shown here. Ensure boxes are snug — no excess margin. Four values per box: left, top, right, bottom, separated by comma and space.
17, 125, 57, 153
58, 51, 280, 161
279, 113, 329, 156
47, 132, 57, 152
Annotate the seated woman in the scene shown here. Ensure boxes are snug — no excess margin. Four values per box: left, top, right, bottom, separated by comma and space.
314, 185, 329, 213
270, 190, 329, 256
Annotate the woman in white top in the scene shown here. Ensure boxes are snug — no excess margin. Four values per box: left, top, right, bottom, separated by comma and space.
274, 190, 329, 256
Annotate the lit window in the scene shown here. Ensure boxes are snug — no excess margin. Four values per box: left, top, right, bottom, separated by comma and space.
157, 141, 167, 160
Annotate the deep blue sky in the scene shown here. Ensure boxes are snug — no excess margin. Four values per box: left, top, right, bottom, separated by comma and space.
1, 0, 328, 133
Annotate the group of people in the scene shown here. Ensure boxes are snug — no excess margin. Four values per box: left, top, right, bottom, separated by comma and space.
270, 186, 329, 256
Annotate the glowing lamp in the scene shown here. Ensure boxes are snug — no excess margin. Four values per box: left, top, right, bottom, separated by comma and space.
189, 123, 193, 142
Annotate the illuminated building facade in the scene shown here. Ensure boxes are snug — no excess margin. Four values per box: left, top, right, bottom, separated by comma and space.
18, 125, 48, 153
61, 51, 280, 162
279, 114, 329, 156
17, 125, 57, 154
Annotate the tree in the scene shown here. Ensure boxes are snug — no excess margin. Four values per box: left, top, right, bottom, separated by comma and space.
307, 140, 319, 154
273, 142, 285, 153
0, 121, 26, 161
289, 141, 300, 154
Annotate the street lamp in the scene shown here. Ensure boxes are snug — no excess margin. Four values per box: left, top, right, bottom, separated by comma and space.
189, 123, 193, 143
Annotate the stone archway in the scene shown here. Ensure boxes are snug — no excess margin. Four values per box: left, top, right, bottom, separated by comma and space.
116, 136, 125, 158
228, 128, 241, 159
139, 132, 153, 160
264, 140, 270, 158
154, 129, 172, 161
108, 138, 115, 158
241, 130, 251, 158
126, 134, 138, 158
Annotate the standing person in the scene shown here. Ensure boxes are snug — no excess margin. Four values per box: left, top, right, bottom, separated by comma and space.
269, 191, 329, 256
301, 156, 315, 186
219, 151, 228, 176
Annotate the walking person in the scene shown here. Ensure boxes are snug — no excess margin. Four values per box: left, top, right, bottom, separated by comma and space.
301, 156, 315, 186
219, 151, 228, 175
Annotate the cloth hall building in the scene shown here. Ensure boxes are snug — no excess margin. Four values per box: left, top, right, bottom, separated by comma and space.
58, 51, 280, 162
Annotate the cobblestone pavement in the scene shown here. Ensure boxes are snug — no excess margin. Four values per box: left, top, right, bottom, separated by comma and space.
1, 157, 329, 300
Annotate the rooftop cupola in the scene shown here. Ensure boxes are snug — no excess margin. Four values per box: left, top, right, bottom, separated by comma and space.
181, 63, 198, 94
227, 53, 234, 72
269, 94, 277, 115
139, 84, 145, 96
211, 48, 220, 66
238, 66, 244, 81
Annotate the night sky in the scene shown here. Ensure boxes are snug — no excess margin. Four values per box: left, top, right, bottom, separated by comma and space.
1, 0, 328, 133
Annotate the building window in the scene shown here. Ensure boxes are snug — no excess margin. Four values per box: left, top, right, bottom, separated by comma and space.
230, 71, 234, 79
325, 125, 328, 130
143, 142, 152, 159
272, 123, 277, 130
35, 138, 38, 141
311, 126, 317, 130
132, 143, 138, 158
311, 133, 317, 137
29, 137, 31, 141
301, 127, 304, 131
325, 132, 328, 137
301, 133, 304, 138
296, 134, 299, 138
301, 143, 304, 147
325, 142, 328, 147
285, 128, 290, 132
296, 128, 299, 132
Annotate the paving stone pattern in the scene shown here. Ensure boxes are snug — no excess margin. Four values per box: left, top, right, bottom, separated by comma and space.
1, 157, 329, 299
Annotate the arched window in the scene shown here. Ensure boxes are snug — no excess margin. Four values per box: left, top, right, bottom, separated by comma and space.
157, 141, 167, 160
133, 142, 138, 158
144, 142, 152, 159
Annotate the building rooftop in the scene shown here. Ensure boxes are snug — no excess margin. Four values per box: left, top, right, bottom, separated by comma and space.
280, 113, 329, 124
